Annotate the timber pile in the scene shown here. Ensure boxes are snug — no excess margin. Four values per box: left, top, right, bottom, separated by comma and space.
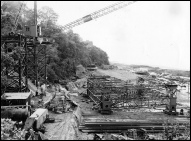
1, 118, 24, 140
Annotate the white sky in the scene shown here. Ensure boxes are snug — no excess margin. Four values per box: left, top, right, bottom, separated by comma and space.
26, 1, 190, 70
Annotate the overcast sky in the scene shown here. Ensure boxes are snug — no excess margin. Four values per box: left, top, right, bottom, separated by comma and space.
26, 1, 190, 70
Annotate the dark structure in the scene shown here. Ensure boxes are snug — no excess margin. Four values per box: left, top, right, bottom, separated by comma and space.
1, 33, 29, 93
1, 33, 50, 94
26, 37, 49, 86
1, 92, 32, 122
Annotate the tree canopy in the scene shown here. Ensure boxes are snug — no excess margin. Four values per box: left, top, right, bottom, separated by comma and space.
1, 1, 109, 84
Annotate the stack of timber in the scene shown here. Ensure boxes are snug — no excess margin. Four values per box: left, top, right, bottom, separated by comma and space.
79, 120, 189, 133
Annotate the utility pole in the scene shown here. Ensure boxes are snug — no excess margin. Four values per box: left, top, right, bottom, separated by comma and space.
33, 1, 48, 92
34, 1, 37, 25
34, 1, 38, 87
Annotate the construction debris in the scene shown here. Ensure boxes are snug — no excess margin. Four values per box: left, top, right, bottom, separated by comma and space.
75, 78, 87, 88
110, 134, 134, 140
93, 133, 134, 140
145, 134, 159, 140
1, 118, 25, 140
1, 67, 190, 140
67, 82, 79, 93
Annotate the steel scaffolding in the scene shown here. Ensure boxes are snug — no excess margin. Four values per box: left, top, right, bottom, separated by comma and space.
1, 33, 28, 93
1, 33, 50, 94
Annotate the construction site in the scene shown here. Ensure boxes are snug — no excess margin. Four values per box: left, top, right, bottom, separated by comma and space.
1, 1, 190, 140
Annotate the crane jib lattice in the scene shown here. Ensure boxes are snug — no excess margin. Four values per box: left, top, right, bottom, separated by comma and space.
63, 1, 137, 30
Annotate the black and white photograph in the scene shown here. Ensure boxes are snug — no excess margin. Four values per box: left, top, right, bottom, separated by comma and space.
1, 1, 190, 140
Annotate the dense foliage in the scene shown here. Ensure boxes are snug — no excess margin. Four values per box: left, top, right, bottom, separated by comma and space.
1, 1, 109, 84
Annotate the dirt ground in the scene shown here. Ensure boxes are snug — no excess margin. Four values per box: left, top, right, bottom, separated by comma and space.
76, 69, 189, 139
70, 90, 190, 140
44, 112, 78, 140
71, 91, 189, 122
40, 69, 190, 140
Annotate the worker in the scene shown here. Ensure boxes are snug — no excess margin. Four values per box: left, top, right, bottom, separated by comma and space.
180, 109, 184, 115
100, 94, 104, 109
29, 128, 35, 140
40, 83, 46, 96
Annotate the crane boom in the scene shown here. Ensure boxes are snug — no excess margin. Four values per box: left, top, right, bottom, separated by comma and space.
63, 1, 136, 30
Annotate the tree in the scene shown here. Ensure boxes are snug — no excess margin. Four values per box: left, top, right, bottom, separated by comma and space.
1, 3, 110, 84
1, 1, 28, 34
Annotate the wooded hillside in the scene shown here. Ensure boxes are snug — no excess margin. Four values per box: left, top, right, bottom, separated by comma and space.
1, 1, 109, 84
